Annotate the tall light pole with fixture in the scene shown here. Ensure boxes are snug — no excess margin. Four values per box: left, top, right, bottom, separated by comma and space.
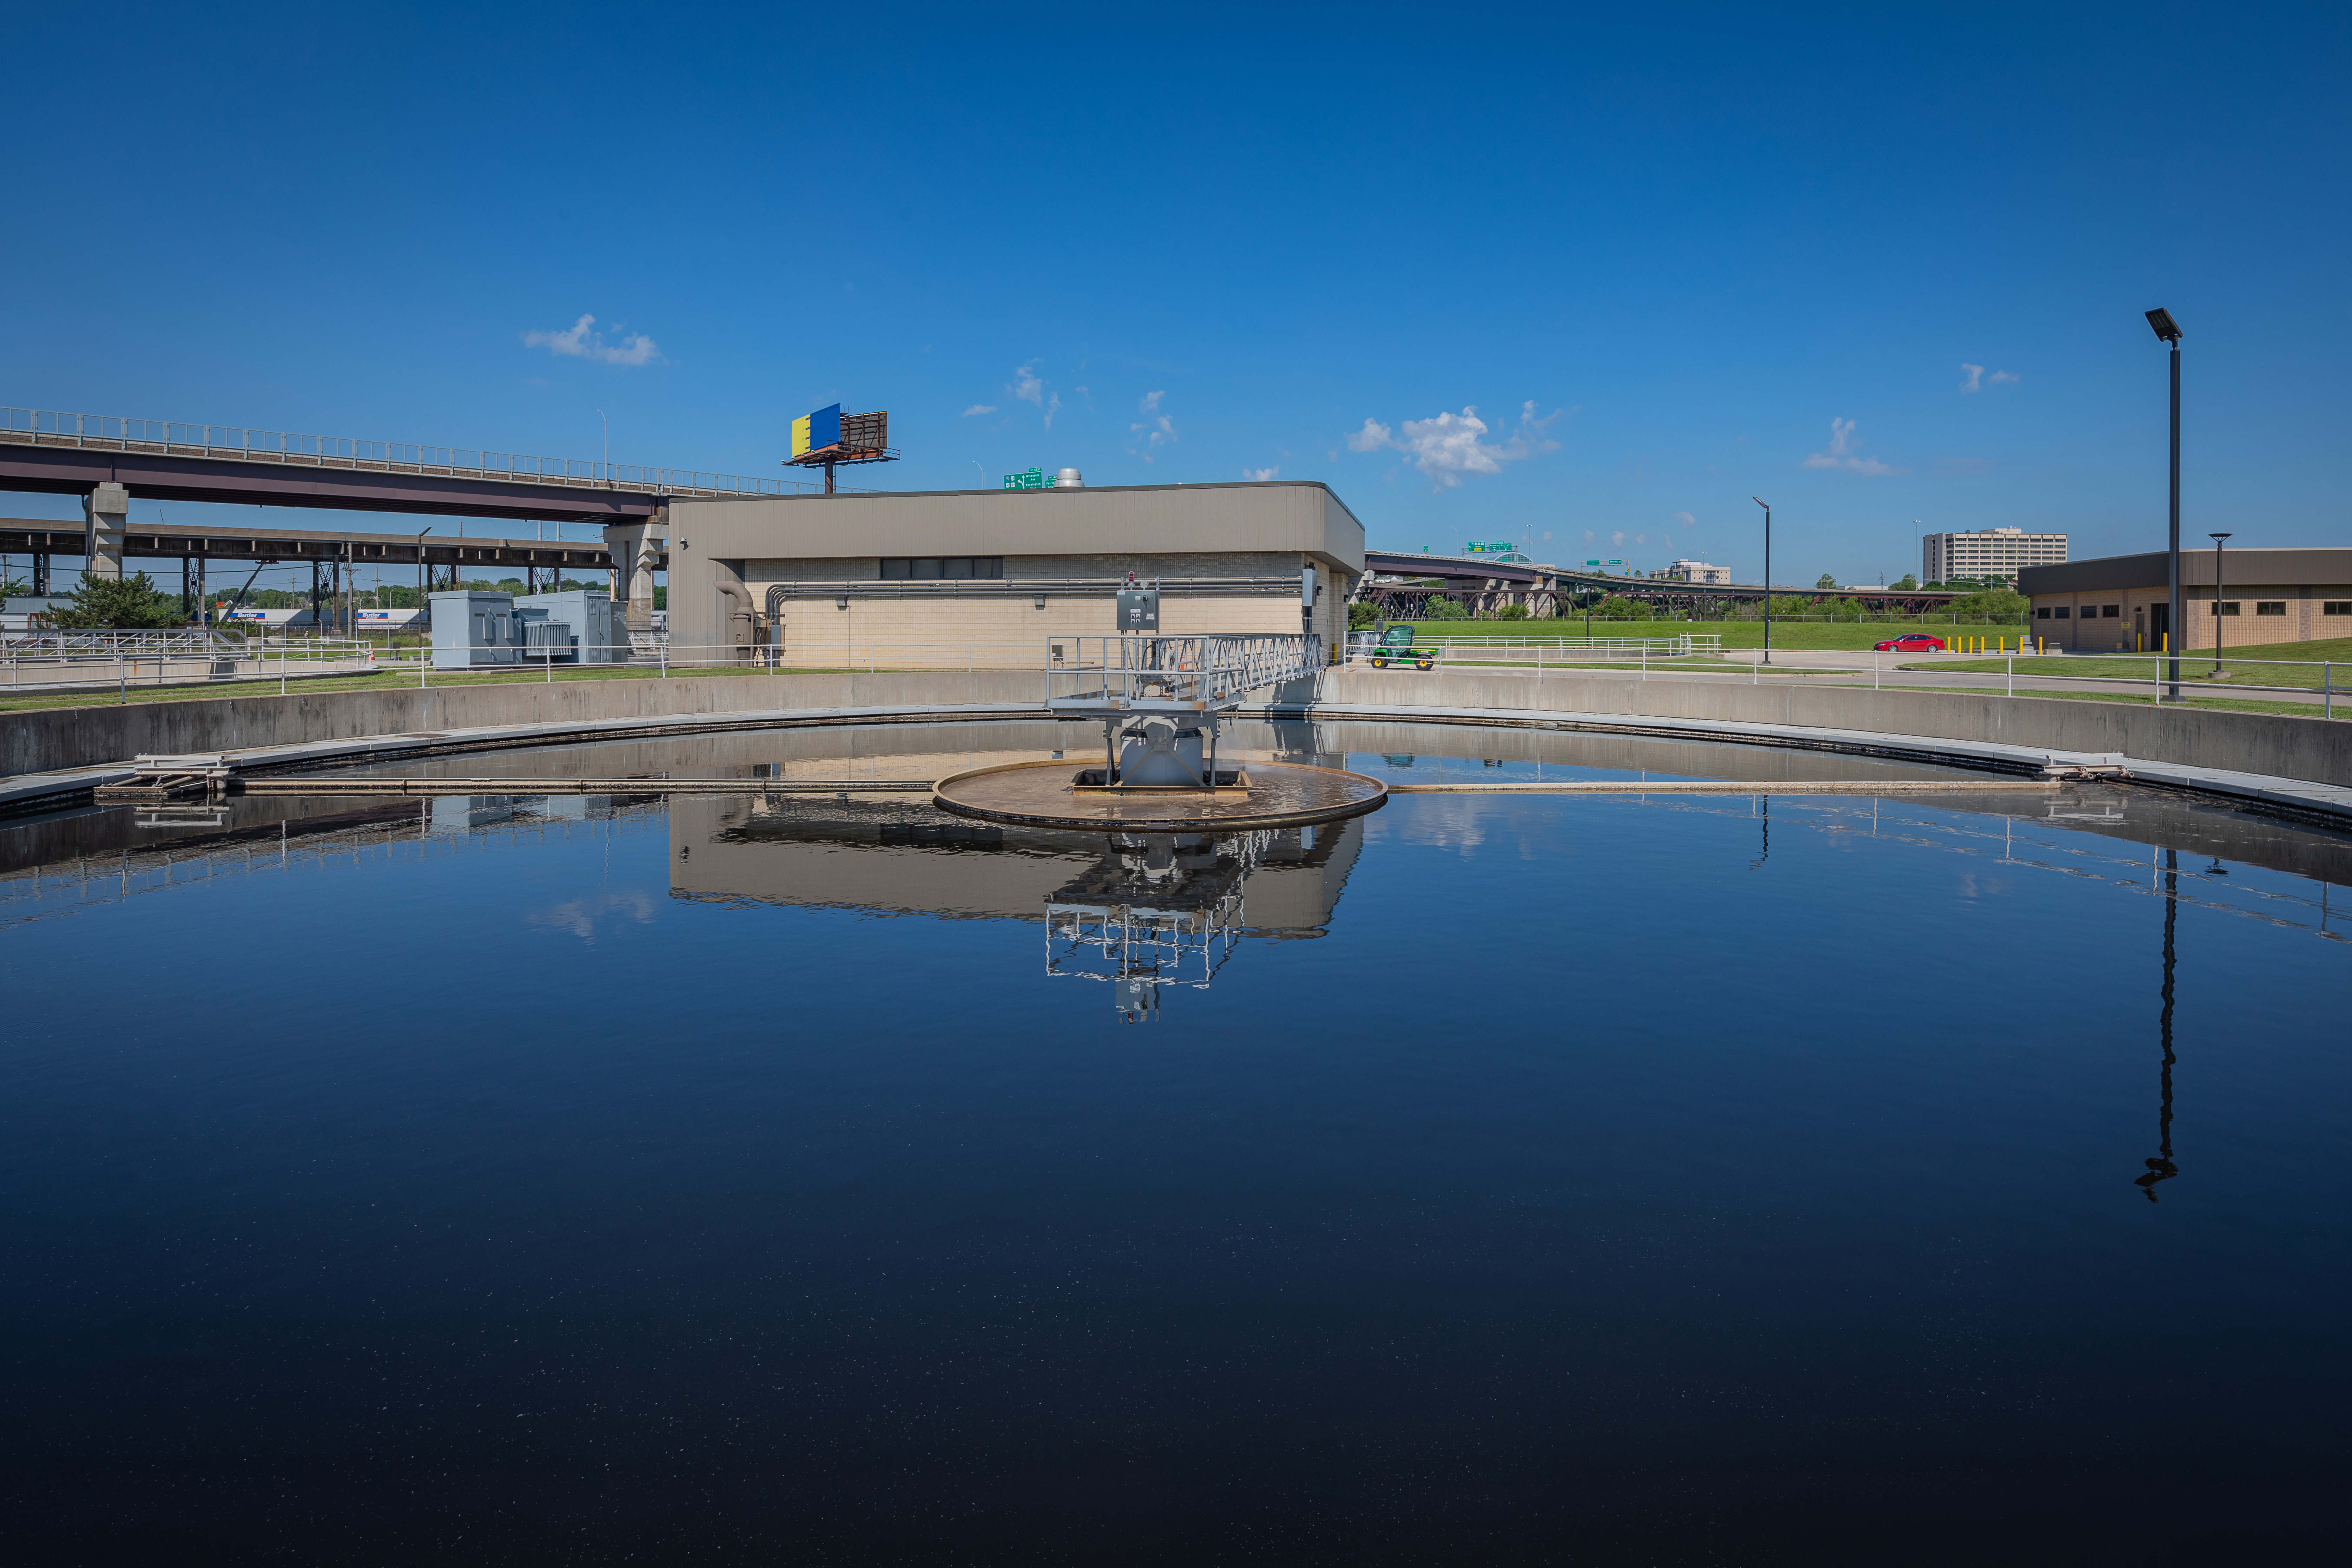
2209, 531, 2232, 674
2146, 308, 2183, 699
1752, 497, 1773, 665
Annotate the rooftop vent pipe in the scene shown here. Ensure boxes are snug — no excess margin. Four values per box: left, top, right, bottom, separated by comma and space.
1053, 468, 1085, 488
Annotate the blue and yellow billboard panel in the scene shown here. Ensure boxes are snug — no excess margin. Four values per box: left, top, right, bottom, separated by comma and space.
790, 404, 843, 458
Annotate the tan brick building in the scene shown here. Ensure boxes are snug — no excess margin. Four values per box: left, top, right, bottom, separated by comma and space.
2019, 547, 2352, 652
652, 480, 1364, 665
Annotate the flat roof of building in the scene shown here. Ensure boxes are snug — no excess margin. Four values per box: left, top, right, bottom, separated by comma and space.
2021, 548, 2352, 595
667, 479, 1366, 575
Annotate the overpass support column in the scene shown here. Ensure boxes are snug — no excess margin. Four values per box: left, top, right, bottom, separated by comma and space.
604, 514, 663, 633
82, 482, 129, 581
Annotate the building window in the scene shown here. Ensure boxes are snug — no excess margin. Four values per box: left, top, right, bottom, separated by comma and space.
2255, 601, 2287, 616
2036, 606, 2050, 619
880, 557, 1004, 580
2054, 606, 2070, 619
2213, 601, 2239, 616
2101, 604, 2120, 618
2326, 602, 2352, 616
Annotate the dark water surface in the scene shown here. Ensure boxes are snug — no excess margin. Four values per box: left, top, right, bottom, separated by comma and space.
2, 724, 2347, 1564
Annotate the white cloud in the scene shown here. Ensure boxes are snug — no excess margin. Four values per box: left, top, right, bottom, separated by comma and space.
1802, 416, 1906, 475
1126, 391, 1176, 462
521, 313, 662, 366
1002, 361, 1065, 427
1243, 466, 1280, 481
1674, 511, 1696, 527
1960, 363, 2020, 393
1989, 370, 2019, 386
1341, 401, 1563, 488
961, 404, 997, 417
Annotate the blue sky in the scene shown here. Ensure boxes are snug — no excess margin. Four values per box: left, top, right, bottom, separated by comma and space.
5, 1, 2347, 589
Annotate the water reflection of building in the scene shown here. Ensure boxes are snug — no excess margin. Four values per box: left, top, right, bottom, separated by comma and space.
667, 794, 1362, 1017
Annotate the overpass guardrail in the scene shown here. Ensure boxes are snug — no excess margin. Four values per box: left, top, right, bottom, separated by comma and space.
1, 405, 860, 499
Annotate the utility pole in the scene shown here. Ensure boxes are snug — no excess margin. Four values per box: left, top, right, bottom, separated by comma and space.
2209, 531, 2232, 675
1753, 497, 1773, 665
2147, 309, 2183, 700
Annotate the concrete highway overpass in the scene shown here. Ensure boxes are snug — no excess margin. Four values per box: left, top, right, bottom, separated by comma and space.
1359, 549, 1962, 617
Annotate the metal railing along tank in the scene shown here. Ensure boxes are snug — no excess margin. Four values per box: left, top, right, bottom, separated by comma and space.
1045, 635, 1324, 711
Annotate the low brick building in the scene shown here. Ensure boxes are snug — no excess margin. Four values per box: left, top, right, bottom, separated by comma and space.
655, 480, 1364, 664
2018, 547, 2352, 652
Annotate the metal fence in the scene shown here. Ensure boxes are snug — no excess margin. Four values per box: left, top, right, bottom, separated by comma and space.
10, 635, 2338, 718
0, 404, 862, 499
1045, 635, 1323, 711
1, 628, 245, 655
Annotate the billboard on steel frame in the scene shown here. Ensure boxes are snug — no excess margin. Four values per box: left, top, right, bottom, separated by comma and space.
790, 404, 842, 459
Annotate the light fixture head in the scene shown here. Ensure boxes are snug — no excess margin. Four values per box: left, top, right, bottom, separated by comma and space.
1752, 496, 1768, 510
2145, 307, 2182, 343
1034, 594, 1046, 609
835, 595, 848, 610
2208, 531, 2232, 540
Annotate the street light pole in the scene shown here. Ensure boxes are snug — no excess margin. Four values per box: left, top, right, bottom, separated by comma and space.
597, 408, 609, 481
2147, 309, 2183, 699
1752, 497, 1772, 665
2209, 531, 2232, 675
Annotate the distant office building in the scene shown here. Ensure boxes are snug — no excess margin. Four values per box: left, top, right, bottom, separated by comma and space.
1923, 528, 2066, 584
1652, 559, 1730, 585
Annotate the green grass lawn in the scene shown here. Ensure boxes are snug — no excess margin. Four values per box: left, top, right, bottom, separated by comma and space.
1428, 656, 1849, 675
1397, 620, 2030, 651
1927, 636, 2352, 690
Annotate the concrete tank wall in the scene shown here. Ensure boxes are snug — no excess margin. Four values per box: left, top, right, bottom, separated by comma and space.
6, 664, 2347, 790
1309, 668, 2352, 786
1, 671, 1052, 779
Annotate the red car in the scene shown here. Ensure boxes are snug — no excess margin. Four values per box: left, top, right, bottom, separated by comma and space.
1873, 634, 1947, 652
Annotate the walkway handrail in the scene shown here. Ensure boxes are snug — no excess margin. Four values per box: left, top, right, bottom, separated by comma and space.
1046, 634, 1322, 710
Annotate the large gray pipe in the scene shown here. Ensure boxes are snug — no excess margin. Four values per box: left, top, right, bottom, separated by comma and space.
714, 576, 751, 658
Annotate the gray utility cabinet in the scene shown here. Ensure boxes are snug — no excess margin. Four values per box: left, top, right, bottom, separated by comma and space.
430, 589, 625, 670
510, 589, 624, 664
429, 591, 519, 669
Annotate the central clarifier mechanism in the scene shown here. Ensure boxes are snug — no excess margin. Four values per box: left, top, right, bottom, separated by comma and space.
933, 587, 1387, 833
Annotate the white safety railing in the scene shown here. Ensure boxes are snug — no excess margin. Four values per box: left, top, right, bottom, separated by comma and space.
0, 404, 863, 499
1045, 635, 1323, 712
1445, 633, 1720, 653
1, 628, 245, 655
14, 634, 2335, 718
